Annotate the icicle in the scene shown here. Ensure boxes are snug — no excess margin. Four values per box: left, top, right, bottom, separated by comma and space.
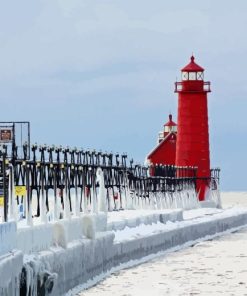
53, 189, 58, 221
150, 192, 156, 210
176, 191, 181, 208
166, 192, 171, 208
160, 192, 165, 209
20, 256, 57, 296
74, 176, 80, 217
125, 186, 133, 210
83, 187, 88, 214
40, 190, 47, 224
163, 192, 167, 209
141, 195, 145, 210
96, 168, 107, 213
216, 189, 222, 208
173, 191, 178, 208
8, 165, 18, 221
40, 165, 47, 224
131, 192, 136, 210
26, 197, 33, 227
185, 191, 190, 209
156, 192, 162, 210
26, 166, 33, 227
63, 182, 71, 219
91, 185, 98, 214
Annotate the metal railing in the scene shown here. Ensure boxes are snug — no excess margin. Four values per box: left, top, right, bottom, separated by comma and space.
0, 144, 204, 221
0, 144, 220, 222
174, 81, 211, 92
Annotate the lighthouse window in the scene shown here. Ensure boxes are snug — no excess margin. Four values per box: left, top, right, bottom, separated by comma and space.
164, 126, 170, 133
197, 72, 203, 80
189, 72, 196, 80
182, 72, 188, 80
172, 126, 177, 132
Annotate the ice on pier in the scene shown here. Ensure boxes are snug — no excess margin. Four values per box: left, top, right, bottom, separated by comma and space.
0, 179, 244, 296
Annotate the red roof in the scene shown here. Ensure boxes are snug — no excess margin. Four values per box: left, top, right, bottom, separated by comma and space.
146, 132, 177, 160
164, 114, 177, 127
181, 55, 204, 72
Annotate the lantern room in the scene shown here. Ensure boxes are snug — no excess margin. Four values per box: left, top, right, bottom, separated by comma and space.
175, 56, 211, 93
181, 55, 204, 81
158, 114, 177, 143
164, 114, 177, 134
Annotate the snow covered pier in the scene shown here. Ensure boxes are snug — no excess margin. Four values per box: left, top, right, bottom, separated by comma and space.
0, 143, 233, 295
1, 202, 247, 295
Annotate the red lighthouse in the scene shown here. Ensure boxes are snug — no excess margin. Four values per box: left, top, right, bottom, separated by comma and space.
175, 56, 211, 201
146, 114, 177, 166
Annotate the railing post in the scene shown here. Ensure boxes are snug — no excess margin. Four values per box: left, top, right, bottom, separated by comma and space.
2, 150, 8, 222
26, 164, 33, 226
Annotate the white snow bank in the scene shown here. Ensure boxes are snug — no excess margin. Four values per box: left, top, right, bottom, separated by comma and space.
113, 222, 167, 243
17, 209, 181, 255
200, 200, 218, 208
17, 223, 53, 254
113, 207, 247, 243
0, 250, 23, 294
183, 207, 223, 220
16, 213, 108, 254
66, 207, 247, 295
66, 222, 247, 296
107, 209, 183, 231
0, 204, 244, 295
0, 221, 17, 256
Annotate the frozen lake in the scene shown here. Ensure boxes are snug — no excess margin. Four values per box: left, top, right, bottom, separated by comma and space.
79, 192, 247, 296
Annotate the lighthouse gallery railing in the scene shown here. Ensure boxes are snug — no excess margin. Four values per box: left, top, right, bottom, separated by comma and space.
174, 81, 211, 92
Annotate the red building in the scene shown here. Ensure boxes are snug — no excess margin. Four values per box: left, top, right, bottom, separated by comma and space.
175, 56, 211, 201
146, 56, 211, 201
146, 114, 177, 166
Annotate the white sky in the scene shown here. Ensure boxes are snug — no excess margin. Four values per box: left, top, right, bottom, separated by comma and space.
0, 0, 247, 190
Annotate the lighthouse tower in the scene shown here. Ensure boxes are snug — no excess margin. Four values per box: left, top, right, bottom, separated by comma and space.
175, 56, 211, 201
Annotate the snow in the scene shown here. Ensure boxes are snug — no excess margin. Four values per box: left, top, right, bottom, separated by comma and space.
183, 207, 223, 220
0, 250, 23, 295
1, 191, 247, 295
17, 222, 54, 254
66, 209, 247, 296
221, 191, 247, 208
78, 192, 247, 296
16, 212, 108, 254
96, 168, 108, 213
113, 207, 247, 243
79, 227, 247, 296
50, 206, 247, 295
0, 221, 17, 256
107, 209, 183, 231
15, 208, 183, 254
113, 222, 166, 242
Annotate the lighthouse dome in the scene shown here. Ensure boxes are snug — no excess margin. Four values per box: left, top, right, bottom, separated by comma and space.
164, 114, 177, 133
181, 55, 204, 81
181, 55, 204, 72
